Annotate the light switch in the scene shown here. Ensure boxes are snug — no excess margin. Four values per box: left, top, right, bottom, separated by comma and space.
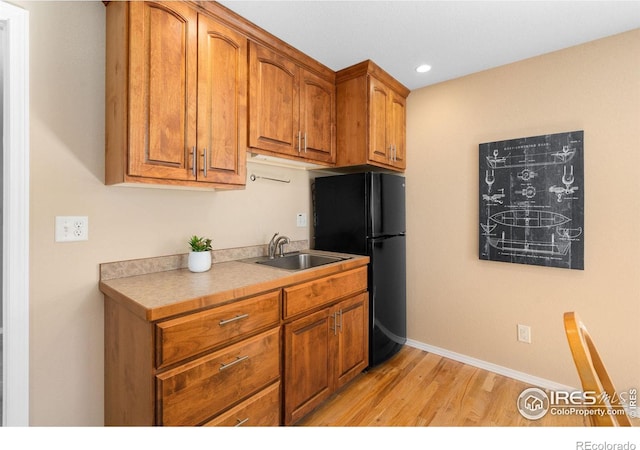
296, 213, 307, 227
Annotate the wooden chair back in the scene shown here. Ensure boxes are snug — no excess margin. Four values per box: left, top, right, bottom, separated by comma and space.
563, 311, 632, 426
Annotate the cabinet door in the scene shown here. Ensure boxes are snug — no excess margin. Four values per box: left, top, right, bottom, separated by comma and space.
197, 15, 247, 185
128, 1, 197, 181
334, 293, 369, 390
283, 308, 333, 425
368, 76, 391, 165
249, 43, 300, 157
299, 70, 335, 163
389, 92, 406, 170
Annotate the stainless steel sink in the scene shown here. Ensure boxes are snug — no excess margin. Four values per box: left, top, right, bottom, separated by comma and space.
252, 252, 347, 271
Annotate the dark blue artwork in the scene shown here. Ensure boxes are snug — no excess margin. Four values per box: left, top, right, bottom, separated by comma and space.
479, 131, 584, 270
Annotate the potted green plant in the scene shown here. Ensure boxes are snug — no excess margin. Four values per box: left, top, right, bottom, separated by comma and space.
188, 235, 212, 272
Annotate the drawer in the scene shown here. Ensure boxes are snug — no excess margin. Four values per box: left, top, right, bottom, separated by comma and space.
283, 266, 367, 319
155, 290, 280, 368
203, 381, 281, 427
156, 327, 280, 426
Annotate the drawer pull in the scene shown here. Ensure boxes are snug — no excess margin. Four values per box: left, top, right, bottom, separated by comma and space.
219, 355, 249, 371
218, 313, 249, 326
235, 417, 249, 427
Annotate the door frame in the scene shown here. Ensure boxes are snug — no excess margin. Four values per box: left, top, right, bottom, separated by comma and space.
1, 0, 29, 426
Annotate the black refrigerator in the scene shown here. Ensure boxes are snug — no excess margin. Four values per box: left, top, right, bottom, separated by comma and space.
313, 172, 406, 367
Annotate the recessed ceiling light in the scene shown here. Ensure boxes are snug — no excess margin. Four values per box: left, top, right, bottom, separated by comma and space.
416, 64, 432, 73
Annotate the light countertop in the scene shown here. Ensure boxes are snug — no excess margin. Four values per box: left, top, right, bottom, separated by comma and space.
100, 250, 369, 322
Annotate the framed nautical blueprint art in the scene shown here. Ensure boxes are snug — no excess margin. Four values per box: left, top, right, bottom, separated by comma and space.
479, 131, 584, 270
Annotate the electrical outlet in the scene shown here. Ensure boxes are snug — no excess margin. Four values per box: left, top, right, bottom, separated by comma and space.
296, 212, 307, 227
55, 216, 89, 242
517, 324, 532, 344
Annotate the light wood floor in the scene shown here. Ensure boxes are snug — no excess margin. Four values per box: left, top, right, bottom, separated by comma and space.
298, 345, 590, 426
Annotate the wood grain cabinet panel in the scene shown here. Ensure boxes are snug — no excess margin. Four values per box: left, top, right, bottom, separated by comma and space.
367, 77, 407, 170
104, 297, 156, 426
333, 293, 369, 390
368, 78, 390, 165
283, 308, 333, 425
156, 327, 280, 426
249, 42, 335, 165
155, 290, 280, 369
248, 43, 299, 157
127, 1, 198, 182
283, 266, 367, 319
196, 13, 247, 185
104, 287, 282, 426
105, 1, 247, 189
389, 91, 407, 169
335, 60, 409, 172
299, 70, 335, 163
203, 381, 281, 427
283, 293, 368, 425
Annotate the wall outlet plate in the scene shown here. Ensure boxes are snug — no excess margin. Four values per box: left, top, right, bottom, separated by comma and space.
55, 216, 88, 242
296, 212, 307, 227
517, 324, 532, 344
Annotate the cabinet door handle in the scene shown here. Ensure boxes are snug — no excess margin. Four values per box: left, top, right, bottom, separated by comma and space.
191, 146, 197, 177
330, 312, 337, 336
304, 132, 307, 153
337, 309, 343, 333
219, 355, 249, 371
235, 417, 249, 427
202, 148, 208, 177
297, 131, 301, 154
219, 313, 249, 326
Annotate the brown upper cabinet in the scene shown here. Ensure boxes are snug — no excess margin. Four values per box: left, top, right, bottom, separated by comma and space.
105, 2, 407, 189
336, 60, 410, 172
105, 1, 247, 189
249, 42, 336, 165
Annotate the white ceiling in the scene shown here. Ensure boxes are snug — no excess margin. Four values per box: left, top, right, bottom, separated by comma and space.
218, 0, 640, 91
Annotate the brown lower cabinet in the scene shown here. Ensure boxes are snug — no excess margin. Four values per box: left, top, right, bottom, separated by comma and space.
156, 328, 280, 426
203, 382, 281, 427
103, 264, 368, 426
104, 289, 282, 426
283, 293, 368, 425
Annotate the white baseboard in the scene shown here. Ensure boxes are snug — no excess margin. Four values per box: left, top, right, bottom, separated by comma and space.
406, 339, 577, 392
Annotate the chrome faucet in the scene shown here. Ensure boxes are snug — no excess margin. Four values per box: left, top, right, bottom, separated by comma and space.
268, 232, 279, 259
275, 235, 290, 257
268, 232, 290, 259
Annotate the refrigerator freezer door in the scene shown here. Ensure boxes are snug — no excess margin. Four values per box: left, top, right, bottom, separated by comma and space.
314, 173, 368, 255
370, 173, 406, 237
368, 235, 407, 367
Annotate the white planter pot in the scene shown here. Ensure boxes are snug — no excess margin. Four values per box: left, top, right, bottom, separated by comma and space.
188, 251, 212, 273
